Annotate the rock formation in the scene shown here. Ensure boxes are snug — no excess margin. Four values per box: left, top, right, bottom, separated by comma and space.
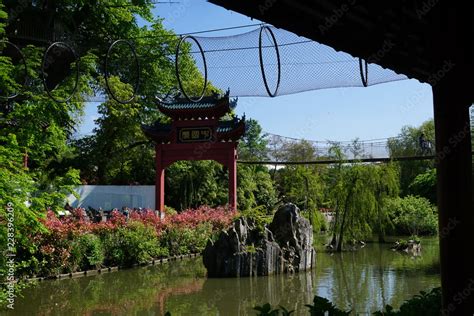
203, 203, 315, 277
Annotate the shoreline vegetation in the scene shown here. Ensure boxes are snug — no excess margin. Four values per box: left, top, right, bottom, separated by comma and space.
0, 206, 235, 309
1, 204, 440, 312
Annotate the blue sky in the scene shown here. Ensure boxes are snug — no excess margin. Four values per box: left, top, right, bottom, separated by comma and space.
78, 0, 434, 141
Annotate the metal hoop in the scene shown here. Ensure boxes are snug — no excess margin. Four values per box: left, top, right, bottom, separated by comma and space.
175, 35, 208, 103
105, 39, 140, 104
0, 40, 28, 100
359, 58, 368, 87
41, 42, 80, 103
259, 25, 281, 98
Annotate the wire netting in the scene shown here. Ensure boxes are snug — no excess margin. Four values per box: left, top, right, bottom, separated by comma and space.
2, 26, 409, 103
264, 133, 435, 161
186, 26, 407, 98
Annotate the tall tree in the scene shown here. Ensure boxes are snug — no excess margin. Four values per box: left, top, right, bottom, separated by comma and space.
274, 139, 325, 212
371, 163, 399, 242
388, 119, 435, 195
326, 144, 399, 250
238, 118, 268, 161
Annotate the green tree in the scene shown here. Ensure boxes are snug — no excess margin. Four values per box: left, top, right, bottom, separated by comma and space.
277, 165, 324, 212
279, 139, 317, 162
166, 161, 228, 210
385, 195, 438, 236
237, 164, 278, 211
238, 118, 268, 161
371, 163, 400, 242
72, 23, 213, 184
236, 120, 277, 211
274, 140, 325, 207
332, 165, 374, 251
408, 168, 436, 204
326, 144, 399, 250
388, 120, 435, 196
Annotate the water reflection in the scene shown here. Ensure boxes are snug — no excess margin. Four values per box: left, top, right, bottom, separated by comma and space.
4, 238, 440, 316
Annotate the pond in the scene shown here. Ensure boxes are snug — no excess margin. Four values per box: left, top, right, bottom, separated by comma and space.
3, 237, 440, 315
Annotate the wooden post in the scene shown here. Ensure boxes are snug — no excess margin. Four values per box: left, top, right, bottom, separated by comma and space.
228, 145, 237, 210
23, 150, 28, 169
433, 80, 474, 314
155, 144, 165, 212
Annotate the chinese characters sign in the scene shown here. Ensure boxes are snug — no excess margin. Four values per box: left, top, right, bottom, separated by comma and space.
178, 127, 213, 143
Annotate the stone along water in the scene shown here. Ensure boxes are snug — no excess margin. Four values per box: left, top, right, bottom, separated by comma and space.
3, 238, 440, 315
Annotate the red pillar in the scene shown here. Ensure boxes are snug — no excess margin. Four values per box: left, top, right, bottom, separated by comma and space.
155, 145, 165, 211
228, 145, 237, 210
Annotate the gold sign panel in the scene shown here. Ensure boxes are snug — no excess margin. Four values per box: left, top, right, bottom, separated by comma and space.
178, 127, 213, 143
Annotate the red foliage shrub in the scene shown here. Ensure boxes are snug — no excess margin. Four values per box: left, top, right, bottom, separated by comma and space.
31, 205, 237, 275
168, 205, 236, 232
41, 205, 236, 237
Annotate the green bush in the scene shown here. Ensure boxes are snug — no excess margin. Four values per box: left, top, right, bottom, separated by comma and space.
239, 206, 273, 233
254, 303, 295, 316
408, 168, 436, 204
160, 227, 192, 256
100, 222, 168, 266
99, 229, 124, 266
252, 288, 440, 316
70, 234, 105, 271
160, 223, 212, 256
188, 222, 213, 253
385, 196, 438, 236
253, 295, 350, 316
374, 287, 441, 316
164, 206, 178, 216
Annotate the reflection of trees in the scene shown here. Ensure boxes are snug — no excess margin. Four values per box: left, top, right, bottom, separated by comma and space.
11, 241, 440, 315
313, 238, 440, 313
189, 272, 315, 315
11, 258, 207, 315
377, 243, 387, 307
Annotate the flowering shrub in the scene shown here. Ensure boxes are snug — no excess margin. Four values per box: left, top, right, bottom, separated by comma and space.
22, 206, 237, 277
168, 205, 236, 232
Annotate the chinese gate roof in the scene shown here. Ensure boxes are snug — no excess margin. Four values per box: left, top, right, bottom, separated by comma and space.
157, 92, 238, 120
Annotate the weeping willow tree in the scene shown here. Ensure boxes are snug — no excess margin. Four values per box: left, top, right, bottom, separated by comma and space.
328, 143, 400, 251
371, 163, 400, 242
333, 165, 375, 251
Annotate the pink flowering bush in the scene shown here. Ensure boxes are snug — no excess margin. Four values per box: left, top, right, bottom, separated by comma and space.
24, 206, 237, 277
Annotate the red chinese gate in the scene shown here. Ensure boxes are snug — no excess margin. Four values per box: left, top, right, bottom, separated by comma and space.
142, 92, 245, 211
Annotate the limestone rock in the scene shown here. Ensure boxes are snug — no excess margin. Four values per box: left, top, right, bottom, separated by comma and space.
203, 203, 315, 277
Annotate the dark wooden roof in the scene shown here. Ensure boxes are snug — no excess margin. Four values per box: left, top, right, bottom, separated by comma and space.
141, 123, 173, 143
209, 1, 473, 101
157, 94, 237, 120
216, 117, 246, 141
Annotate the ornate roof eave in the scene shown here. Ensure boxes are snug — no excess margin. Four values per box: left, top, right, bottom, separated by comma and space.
216, 117, 246, 142
141, 124, 172, 144
156, 93, 232, 120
